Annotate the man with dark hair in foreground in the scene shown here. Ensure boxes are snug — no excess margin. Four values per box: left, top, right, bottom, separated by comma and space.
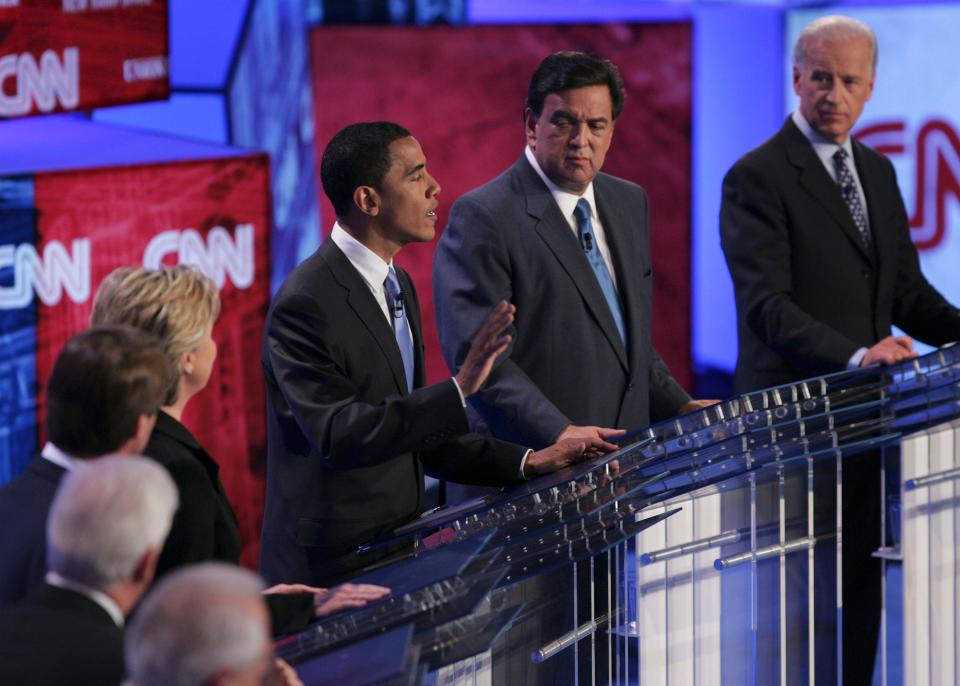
260, 121, 615, 587
0, 325, 170, 605
434, 51, 708, 460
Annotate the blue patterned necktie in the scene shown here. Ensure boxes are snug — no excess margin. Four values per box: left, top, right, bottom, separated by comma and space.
832, 148, 871, 250
384, 267, 415, 392
573, 198, 626, 347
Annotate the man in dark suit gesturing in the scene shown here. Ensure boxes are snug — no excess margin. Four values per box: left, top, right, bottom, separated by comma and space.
260, 122, 613, 588
433, 52, 705, 453
720, 16, 960, 682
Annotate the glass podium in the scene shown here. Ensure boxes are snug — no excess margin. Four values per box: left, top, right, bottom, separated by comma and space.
276, 343, 960, 685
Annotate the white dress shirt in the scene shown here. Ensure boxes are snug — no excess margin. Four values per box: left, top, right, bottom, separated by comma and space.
524, 145, 620, 290
40, 441, 84, 472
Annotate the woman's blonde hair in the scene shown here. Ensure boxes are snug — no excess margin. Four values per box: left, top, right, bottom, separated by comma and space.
91, 264, 221, 405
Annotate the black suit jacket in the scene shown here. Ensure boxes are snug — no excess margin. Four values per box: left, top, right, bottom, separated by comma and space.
0, 583, 124, 686
143, 410, 313, 635
0, 456, 65, 606
433, 155, 690, 449
260, 239, 526, 586
720, 117, 960, 392
144, 410, 243, 578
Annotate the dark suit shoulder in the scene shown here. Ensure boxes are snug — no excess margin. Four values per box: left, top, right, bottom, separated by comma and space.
458, 160, 525, 203
595, 169, 646, 195
728, 127, 791, 178
271, 244, 339, 304
0, 459, 63, 605
0, 585, 124, 686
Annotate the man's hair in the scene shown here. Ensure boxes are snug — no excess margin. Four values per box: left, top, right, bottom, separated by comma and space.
794, 15, 878, 74
320, 121, 411, 219
91, 265, 221, 406
46, 326, 170, 457
526, 51, 626, 120
47, 456, 178, 590
125, 563, 268, 686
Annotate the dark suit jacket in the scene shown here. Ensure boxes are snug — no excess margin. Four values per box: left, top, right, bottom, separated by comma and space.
260, 239, 527, 586
0, 582, 124, 686
143, 410, 313, 635
0, 456, 65, 606
720, 117, 960, 392
433, 154, 690, 449
144, 410, 243, 578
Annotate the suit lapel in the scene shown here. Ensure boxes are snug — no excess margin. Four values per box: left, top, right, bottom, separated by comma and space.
322, 241, 409, 395
783, 118, 873, 263
852, 140, 887, 271
594, 176, 641, 370
518, 158, 629, 371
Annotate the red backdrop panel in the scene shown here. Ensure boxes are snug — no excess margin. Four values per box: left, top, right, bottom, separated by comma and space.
33, 155, 271, 568
0, 0, 168, 118
310, 23, 692, 393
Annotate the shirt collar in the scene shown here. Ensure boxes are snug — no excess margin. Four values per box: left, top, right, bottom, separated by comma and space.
41, 442, 84, 472
524, 145, 599, 225
330, 221, 392, 292
792, 109, 855, 166
45, 571, 125, 627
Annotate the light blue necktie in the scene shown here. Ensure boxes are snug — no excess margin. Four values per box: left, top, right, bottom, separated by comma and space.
574, 198, 626, 347
384, 267, 415, 392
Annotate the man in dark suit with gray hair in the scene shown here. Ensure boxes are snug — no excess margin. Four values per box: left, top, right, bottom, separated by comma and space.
0, 456, 179, 686
720, 15, 960, 682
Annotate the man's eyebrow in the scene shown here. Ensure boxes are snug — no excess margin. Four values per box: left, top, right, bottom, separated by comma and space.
404, 162, 426, 177
550, 109, 609, 123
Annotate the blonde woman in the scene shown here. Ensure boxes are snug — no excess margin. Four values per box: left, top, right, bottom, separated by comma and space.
91, 265, 388, 631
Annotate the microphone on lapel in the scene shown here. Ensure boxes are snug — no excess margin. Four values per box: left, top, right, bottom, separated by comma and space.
391, 291, 405, 319
580, 231, 594, 252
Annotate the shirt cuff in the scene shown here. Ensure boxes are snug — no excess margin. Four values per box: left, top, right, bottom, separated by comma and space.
450, 377, 467, 408
519, 449, 532, 480
847, 347, 868, 369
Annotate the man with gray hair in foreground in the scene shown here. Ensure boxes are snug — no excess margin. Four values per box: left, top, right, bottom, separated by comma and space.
0, 456, 178, 686
126, 562, 302, 686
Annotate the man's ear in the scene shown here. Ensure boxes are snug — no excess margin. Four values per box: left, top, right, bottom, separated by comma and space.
353, 185, 380, 217
132, 546, 161, 586
524, 108, 538, 148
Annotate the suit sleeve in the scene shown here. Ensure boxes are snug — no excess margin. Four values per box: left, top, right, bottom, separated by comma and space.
649, 347, 691, 421
434, 195, 571, 446
720, 160, 863, 374
883, 160, 960, 344
421, 434, 526, 486
266, 291, 471, 469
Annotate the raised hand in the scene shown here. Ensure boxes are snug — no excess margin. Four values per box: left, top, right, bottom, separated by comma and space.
454, 300, 515, 396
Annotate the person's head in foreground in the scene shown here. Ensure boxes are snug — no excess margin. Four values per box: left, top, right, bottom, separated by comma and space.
125, 563, 301, 686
